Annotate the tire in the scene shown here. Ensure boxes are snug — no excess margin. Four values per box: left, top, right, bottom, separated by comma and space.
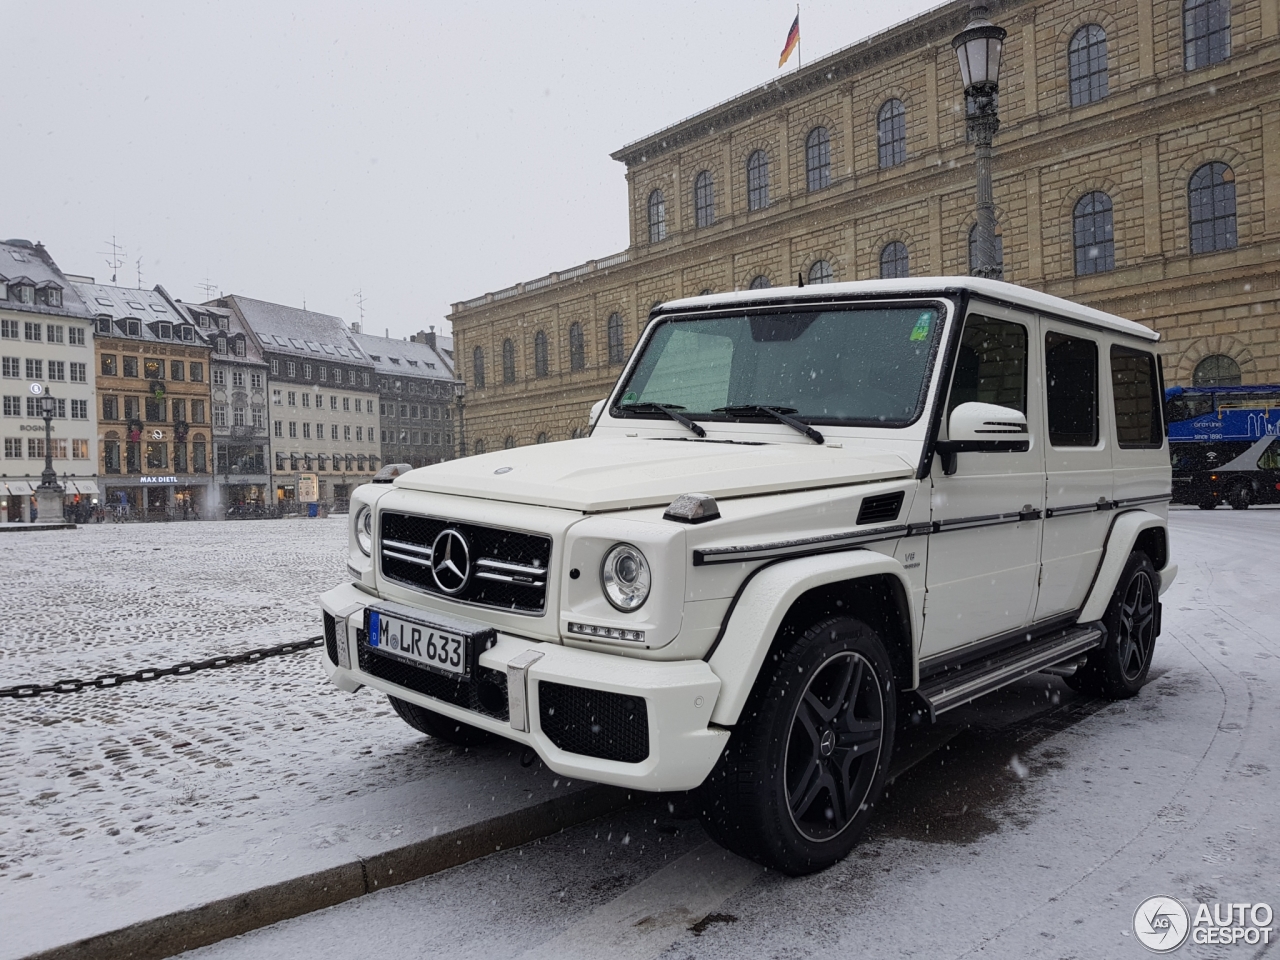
1197, 499, 1217, 510
1229, 483, 1252, 510
697, 616, 896, 876
388, 694, 493, 746
1069, 552, 1159, 700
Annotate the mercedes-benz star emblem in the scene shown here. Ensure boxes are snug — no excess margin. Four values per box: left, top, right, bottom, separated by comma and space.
430, 529, 471, 595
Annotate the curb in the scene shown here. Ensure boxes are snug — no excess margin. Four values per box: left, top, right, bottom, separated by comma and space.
25, 784, 633, 960
0, 523, 77, 533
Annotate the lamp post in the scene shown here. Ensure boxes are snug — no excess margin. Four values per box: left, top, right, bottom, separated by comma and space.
453, 380, 467, 459
35, 391, 65, 523
953, 3, 1007, 280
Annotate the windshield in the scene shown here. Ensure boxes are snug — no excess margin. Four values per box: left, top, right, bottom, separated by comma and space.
613, 302, 945, 427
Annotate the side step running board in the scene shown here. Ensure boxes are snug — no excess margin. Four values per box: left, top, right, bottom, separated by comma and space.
917, 625, 1105, 720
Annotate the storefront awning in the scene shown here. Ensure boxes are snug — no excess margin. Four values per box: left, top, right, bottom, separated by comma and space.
70, 479, 101, 495
4, 481, 34, 495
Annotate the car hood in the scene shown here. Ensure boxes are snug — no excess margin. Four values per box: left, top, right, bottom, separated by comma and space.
393, 438, 915, 512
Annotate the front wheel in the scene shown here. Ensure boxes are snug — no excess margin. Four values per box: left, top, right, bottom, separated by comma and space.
698, 616, 896, 875
388, 695, 493, 746
1068, 552, 1158, 700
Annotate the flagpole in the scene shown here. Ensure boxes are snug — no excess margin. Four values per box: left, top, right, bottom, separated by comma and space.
797, 4, 802, 69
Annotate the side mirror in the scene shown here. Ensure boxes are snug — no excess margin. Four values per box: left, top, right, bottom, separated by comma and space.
935, 402, 1029, 476
588, 398, 606, 429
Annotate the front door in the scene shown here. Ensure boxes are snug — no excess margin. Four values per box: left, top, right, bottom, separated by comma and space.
921, 306, 1046, 660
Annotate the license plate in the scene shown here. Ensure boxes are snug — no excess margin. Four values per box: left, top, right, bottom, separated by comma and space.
367, 610, 469, 677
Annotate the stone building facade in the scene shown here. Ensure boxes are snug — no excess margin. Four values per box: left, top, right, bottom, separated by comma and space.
0, 240, 98, 521
350, 327, 459, 468
450, 0, 1280, 449
77, 281, 213, 519
218, 296, 379, 507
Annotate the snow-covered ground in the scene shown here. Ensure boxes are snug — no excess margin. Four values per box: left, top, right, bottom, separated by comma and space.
179, 509, 1279, 959
0, 518, 448, 887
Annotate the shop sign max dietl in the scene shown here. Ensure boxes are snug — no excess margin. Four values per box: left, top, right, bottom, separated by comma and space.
1133, 896, 1274, 952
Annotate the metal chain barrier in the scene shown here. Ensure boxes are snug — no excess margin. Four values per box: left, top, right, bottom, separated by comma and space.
0, 636, 323, 700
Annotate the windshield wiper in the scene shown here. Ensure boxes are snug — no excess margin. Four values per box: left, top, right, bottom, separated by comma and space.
715, 405, 825, 444
618, 401, 707, 438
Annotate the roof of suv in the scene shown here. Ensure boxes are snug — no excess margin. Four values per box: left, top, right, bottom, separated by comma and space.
657, 277, 1159, 342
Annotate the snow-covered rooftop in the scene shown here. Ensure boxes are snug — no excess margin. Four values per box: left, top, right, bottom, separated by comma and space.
217, 295, 373, 366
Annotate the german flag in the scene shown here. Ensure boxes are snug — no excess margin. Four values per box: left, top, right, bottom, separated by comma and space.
778, 14, 800, 67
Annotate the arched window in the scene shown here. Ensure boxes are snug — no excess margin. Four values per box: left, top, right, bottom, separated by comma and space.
472, 438, 486, 454
607, 312, 625, 364
1189, 162, 1237, 254
747, 150, 770, 211
647, 189, 667, 243
472, 347, 485, 390
698, 288, 713, 296
748, 275, 772, 290
1068, 24, 1109, 106
877, 99, 906, 169
1184, 0, 1230, 71
967, 225, 1006, 278
694, 171, 715, 228
536, 432, 548, 444
805, 127, 830, 192
569, 322, 585, 372
1073, 191, 1115, 275
808, 260, 834, 284
879, 242, 909, 279
1193, 354, 1241, 387
534, 330, 549, 378
502, 338, 516, 384
503, 436, 515, 449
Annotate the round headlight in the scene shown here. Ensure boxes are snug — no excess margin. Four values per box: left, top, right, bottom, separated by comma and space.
601, 543, 651, 611
354, 505, 373, 556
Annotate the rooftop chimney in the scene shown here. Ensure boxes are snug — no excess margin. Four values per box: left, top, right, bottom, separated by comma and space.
350, 321, 362, 334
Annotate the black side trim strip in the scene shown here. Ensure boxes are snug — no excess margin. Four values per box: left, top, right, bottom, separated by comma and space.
1116, 493, 1173, 507
692, 524, 907, 566
918, 611, 1081, 682
1046, 502, 1099, 518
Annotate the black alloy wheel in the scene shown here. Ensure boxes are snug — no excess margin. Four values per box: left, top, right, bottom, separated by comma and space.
1068, 552, 1159, 700
388, 694, 493, 746
697, 616, 896, 875
784, 651, 885, 842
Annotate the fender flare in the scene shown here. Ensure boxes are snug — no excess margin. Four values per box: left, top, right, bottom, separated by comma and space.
707, 551, 916, 726
1078, 510, 1169, 622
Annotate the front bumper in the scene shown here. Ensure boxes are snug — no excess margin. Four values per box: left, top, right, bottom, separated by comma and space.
319, 582, 729, 791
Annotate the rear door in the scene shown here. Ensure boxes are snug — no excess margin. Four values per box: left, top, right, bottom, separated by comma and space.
1035, 321, 1111, 619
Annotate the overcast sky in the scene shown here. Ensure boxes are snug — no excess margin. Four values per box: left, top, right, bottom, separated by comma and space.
9, 1, 948, 340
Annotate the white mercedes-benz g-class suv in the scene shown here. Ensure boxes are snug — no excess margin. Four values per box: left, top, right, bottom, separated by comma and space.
320, 277, 1176, 875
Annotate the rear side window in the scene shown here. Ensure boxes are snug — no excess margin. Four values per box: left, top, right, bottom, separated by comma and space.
1259, 438, 1280, 470
1045, 331, 1098, 446
1110, 345, 1163, 448
948, 315, 1028, 416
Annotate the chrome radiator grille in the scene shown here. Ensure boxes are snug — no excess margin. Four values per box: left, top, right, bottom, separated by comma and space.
379, 511, 551, 614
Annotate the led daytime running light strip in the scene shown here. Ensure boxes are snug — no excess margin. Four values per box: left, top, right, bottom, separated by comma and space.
568, 622, 645, 643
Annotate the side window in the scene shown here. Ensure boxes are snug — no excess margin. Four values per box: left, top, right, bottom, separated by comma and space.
947, 315, 1028, 417
1110, 345, 1163, 448
1045, 331, 1099, 446
1257, 438, 1280, 471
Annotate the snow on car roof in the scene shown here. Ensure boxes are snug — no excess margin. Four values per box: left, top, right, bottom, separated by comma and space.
657, 277, 1159, 342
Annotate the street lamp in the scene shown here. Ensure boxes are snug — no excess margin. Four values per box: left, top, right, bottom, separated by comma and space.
953, 3, 1007, 280
453, 380, 467, 459
34, 391, 65, 523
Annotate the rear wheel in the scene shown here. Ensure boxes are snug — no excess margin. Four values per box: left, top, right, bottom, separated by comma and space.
1229, 483, 1253, 510
1196, 498, 1217, 510
1067, 552, 1158, 700
698, 616, 895, 876
388, 695, 493, 746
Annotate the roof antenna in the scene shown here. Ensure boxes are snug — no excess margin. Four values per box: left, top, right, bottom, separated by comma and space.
354, 288, 366, 324
135, 255, 144, 289
196, 276, 218, 302
100, 235, 125, 285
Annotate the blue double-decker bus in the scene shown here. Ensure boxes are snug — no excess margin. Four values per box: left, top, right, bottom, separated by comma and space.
1166, 385, 1280, 509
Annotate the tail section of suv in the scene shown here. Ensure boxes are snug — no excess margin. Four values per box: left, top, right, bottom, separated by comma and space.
320, 277, 1176, 874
